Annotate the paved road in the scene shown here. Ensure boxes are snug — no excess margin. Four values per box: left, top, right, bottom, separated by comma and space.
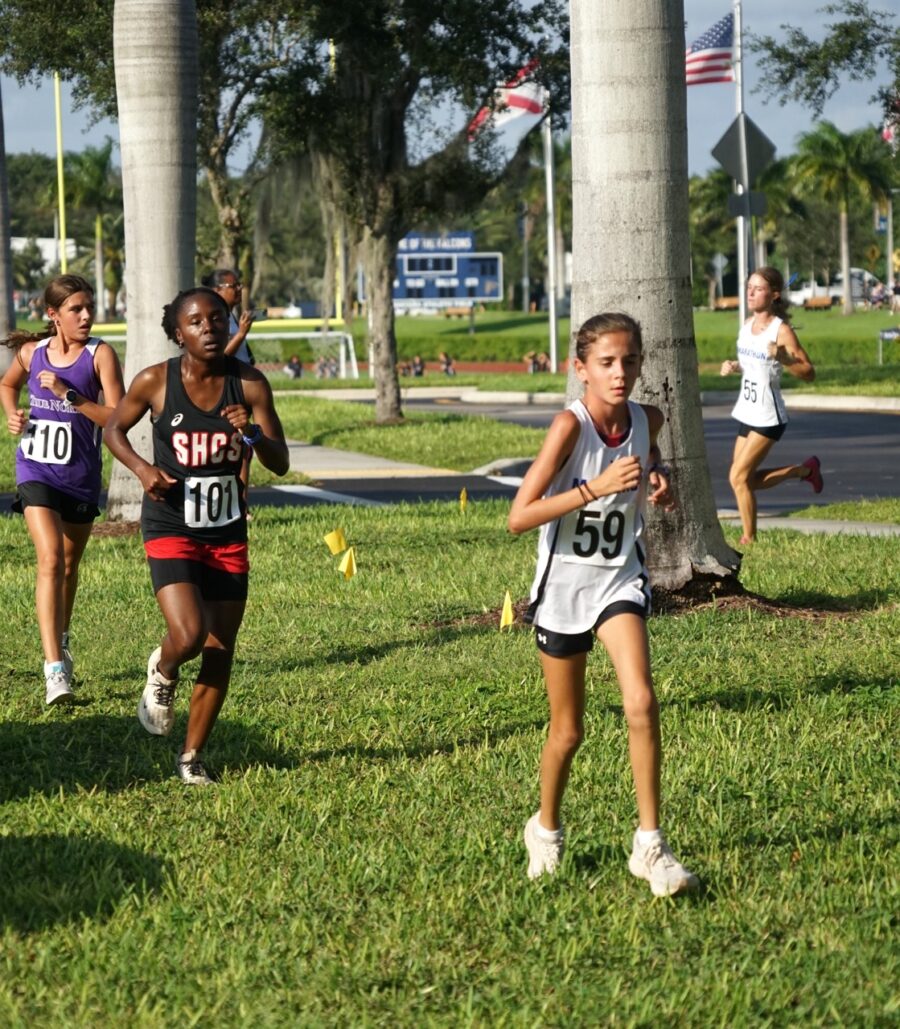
397, 397, 900, 513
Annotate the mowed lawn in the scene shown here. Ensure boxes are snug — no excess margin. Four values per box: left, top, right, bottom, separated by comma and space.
0, 501, 897, 1025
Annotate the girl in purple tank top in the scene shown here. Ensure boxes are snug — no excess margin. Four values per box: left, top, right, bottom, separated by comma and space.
0, 275, 124, 706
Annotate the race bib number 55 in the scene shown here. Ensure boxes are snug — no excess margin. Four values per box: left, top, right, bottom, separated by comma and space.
184, 474, 240, 529
20, 419, 73, 464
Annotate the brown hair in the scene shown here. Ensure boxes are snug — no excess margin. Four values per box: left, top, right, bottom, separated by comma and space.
751, 266, 791, 321
575, 312, 643, 362
1, 274, 94, 352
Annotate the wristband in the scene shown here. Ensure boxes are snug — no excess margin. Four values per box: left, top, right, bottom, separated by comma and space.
241, 424, 263, 447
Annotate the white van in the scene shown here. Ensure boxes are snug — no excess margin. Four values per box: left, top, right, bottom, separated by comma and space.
787, 268, 881, 306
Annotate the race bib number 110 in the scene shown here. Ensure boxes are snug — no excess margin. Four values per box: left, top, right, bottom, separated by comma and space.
21, 419, 73, 464
184, 474, 240, 529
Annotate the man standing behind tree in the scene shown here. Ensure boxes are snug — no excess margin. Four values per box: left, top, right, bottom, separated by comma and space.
201, 269, 254, 366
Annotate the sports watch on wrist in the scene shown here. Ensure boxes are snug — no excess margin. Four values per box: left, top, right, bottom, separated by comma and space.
65, 389, 78, 406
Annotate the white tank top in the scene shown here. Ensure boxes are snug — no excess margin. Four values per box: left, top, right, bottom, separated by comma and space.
527, 400, 651, 634
730, 316, 787, 427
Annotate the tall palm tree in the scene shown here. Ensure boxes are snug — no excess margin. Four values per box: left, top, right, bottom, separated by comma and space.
0, 80, 15, 374
753, 157, 807, 276
793, 121, 893, 313
107, 0, 198, 520
65, 139, 120, 321
569, 0, 737, 589
689, 168, 733, 308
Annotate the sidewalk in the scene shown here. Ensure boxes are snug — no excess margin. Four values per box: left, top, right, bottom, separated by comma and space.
284, 439, 457, 479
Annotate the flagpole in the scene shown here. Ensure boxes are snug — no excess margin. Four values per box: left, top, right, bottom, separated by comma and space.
733, 0, 749, 324
541, 102, 558, 374
53, 73, 68, 274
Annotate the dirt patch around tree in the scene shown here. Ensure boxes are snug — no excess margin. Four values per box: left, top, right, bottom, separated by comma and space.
440, 574, 865, 632
91, 520, 141, 538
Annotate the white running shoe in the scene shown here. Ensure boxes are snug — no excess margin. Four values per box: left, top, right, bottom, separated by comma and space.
175, 749, 215, 786
523, 812, 564, 879
628, 831, 699, 897
137, 647, 178, 736
45, 665, 73, 706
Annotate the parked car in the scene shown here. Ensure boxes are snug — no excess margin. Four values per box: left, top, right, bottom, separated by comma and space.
787, 268, 882, 307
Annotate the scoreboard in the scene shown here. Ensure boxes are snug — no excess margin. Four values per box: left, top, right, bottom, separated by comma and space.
393, 232, 503, 311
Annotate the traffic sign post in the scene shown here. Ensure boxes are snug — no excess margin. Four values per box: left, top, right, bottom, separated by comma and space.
712, 111, 776, 324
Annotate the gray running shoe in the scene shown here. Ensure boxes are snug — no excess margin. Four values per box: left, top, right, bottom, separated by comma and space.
137, 647, 178, 736
175, 749, 215, 786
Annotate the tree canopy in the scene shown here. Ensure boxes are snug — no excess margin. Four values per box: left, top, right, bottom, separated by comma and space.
751, 1, 900, 119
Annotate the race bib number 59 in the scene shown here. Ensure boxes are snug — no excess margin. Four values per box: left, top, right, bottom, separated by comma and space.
21, 419, 73, 464
184, 474, 240, 529
559, 503, 634, 567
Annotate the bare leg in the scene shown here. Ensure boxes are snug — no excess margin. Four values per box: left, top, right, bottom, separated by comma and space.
153, 582, 207, 681
728, 433, 776, 543
23, 506, 66, 664
182, 600, 245, 754
596, 614, 659, 831
537, 650, 587, 830
61, 520, 94, 635
752, 463, 812, 490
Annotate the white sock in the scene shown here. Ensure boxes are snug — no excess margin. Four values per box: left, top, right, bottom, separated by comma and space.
534, 816, 564, 841
636, 827, 663, 847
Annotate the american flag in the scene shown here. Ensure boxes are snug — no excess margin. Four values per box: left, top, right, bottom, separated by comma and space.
685, 13, 735, 86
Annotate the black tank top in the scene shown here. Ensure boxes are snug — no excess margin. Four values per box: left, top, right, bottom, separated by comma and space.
141, 356, 248, 543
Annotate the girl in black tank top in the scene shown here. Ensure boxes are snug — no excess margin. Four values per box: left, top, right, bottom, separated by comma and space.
104, 288, 289, 786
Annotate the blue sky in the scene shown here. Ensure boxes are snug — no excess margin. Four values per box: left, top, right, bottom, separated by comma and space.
0, 1, 888, 179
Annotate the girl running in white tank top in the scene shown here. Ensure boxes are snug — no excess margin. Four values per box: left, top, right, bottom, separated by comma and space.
720, 267, 821, 545
508, 312, 698, 897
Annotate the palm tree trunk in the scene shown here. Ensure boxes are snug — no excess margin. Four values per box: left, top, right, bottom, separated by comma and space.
569, 0, 738, 589
94, 213, 107, 322
364, 228, 402, 422
0, 81, 15, 376
108, 0, 199, 520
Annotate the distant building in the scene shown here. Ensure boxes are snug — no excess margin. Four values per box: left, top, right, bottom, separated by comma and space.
11, 236, 78, 272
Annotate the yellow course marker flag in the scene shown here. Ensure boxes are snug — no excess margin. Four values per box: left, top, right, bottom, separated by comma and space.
324, 528, 348, 555
500, 590, 514, 630
339, 546, 357, 580
459, 486, 468, 513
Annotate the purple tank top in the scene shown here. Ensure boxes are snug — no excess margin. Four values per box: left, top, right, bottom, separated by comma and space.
15, 337, 104, 503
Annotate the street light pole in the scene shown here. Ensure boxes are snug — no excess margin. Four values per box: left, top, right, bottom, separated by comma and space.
888, 188, 899, 302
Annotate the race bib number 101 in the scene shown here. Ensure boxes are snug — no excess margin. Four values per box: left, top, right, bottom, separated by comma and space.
184, 474, 240, 529
21, 419, 73, 464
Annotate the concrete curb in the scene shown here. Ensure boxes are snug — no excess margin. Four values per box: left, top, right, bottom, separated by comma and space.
273, 385, 900, 416
700, 390, 900, 413
717, 515, 900, 537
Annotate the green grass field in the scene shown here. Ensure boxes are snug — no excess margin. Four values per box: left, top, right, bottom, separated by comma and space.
0, 503, 897, 1024
251, 306, 900, 395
